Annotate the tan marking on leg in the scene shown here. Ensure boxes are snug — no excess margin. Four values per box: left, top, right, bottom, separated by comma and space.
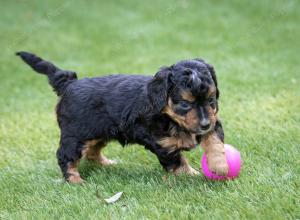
173, 156, 200, 176
67, 161, 84, 184
158, 132, 197, 152
201, 132, 228, 176
98, 153, 117, 166
81, 139, 102, 160
82, 139, 117, 166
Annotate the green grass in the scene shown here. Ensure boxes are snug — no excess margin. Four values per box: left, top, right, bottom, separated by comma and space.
0, 0, 300, 219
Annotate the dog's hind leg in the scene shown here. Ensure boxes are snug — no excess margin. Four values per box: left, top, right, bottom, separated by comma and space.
56, 137, 84, 184
82, 139, 117, 166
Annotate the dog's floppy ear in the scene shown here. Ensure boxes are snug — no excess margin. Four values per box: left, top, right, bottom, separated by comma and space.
205, 62, 219, 99
194, 58, 219, 99
147, 66, 172, 113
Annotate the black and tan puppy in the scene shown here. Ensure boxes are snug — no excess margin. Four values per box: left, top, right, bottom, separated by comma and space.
17, 52, 228, 184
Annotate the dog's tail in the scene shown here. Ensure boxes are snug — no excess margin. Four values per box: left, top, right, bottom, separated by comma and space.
16, 51, 77, 96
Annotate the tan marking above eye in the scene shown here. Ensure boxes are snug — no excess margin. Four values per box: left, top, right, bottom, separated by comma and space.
181, 90, 196, 102
206, 86, 216, 98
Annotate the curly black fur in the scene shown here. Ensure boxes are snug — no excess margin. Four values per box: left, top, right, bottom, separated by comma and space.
16, 51, 224, 180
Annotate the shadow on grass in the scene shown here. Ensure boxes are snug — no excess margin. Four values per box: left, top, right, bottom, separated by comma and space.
78, 160, 229, 191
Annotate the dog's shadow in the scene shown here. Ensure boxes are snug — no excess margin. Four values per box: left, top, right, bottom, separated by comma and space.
79, 161, 163, 183
79, 161, 229, 190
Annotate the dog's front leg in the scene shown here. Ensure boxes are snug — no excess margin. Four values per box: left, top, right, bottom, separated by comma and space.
133, 127, 199, 176
200, 120, 228, 176
151, 147, 199, 176
172, 154, 200, 175
156, 136, 199, 175
142, 141, 198, 175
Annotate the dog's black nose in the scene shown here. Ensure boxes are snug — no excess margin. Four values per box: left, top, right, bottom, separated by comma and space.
200, 119, 210, 130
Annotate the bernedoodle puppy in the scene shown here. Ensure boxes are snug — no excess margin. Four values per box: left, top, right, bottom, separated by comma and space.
17, 51, 228, 184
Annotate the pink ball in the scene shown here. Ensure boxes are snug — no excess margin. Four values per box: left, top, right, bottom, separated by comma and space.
201, 144, 242, 180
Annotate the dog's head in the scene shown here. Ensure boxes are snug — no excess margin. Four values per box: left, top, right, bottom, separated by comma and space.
148, 58, 219, 135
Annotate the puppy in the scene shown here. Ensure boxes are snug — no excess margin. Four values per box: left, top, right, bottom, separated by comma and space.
17, 52, 228, 184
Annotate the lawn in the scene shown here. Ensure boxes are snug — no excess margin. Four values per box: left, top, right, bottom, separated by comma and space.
0, 0, 299, 219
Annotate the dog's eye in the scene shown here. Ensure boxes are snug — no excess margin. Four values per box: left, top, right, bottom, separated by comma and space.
208, 97, 216, 107
178, 101, 192, 111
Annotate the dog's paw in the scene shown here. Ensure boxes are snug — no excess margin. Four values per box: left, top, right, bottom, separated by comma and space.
186, 166, 200, 176
207, 155, 229, 176
99, 158, 117, 166
67, 175, 84, 184
173, 164, 200, 176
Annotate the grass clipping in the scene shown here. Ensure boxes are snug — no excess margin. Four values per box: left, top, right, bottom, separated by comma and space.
104, 192, 123, 204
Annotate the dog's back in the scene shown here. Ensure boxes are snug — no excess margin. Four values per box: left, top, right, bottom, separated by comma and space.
56, 74, 153, 137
